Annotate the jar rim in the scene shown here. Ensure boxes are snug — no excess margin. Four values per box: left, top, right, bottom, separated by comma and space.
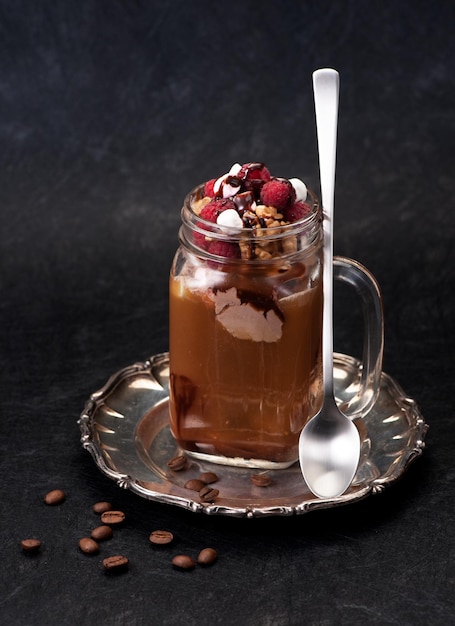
179, 184, 322, 263
182, 185, 321, 238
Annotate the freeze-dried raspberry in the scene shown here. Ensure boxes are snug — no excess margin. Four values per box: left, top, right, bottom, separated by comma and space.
204, 178, 217, 197
260, 179, 295, 211
207, 240, 241, 259
200, 198, 237, 223
199, 204, 219, 223
239, 162, 271, 182
282, 201, 312, 222
193, 231, 208, 250
239, 163, 271, 198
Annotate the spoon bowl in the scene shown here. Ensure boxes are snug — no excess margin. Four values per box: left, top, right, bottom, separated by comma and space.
299, 397, 361, 498
299, 68, 361, 498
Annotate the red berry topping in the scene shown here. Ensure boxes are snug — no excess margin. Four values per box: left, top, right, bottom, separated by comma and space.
192, 231, 207, 249
195, 199, 239, 251
204, 178, 216, 197
207, 241, 241, 259
238, 163, 271, 198
199, 204, 218, 223
282, 201, 312, 223
239, 162, 271, 182
200, 198, 236, 222
260, 179, 296, 211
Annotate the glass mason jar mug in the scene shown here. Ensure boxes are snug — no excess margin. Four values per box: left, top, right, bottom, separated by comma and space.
169, 185, 383, 469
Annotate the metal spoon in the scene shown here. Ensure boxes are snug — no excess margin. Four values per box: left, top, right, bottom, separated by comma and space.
299, 68, 361, 498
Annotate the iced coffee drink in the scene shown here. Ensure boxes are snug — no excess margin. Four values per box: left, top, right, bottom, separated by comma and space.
169, 162, 324, 468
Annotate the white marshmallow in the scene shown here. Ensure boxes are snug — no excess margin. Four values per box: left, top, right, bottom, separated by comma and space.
213, 163, 243, 196
222, 181, 241, 198
229, 163, 242, 175
213, 173, 228, 195
216, 208, 243, 231
289, 178, 307, 202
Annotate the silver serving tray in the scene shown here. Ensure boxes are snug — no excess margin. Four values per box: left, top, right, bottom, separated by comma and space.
78, 352, 428, 518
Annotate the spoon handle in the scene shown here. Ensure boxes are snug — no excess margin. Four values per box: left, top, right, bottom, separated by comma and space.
313, 68, 340, 399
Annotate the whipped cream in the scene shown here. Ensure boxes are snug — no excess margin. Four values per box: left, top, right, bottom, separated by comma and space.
208, 287, 283, 343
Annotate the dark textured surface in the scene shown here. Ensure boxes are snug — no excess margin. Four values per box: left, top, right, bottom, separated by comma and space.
1, 1, 454, 624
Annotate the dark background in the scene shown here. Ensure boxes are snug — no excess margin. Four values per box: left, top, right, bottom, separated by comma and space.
1, 1, 454, 624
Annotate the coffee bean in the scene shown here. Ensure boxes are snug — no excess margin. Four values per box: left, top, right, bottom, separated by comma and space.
103, 555, 129, 572
199, 472, 219, 484
167, 455, 187, 471
100, 510, 125, 525
149, 530, 174, 545
93, 501, 113, 515
251, 473, 272, 487
21, 538, 41, 553
197, 547, 218, 566
79, 537, 99, 554
44, 489, 66, 505
91, 525, 113, 541
172, 554, 195, 570
184, 479, 206, 491
199, 486, 219, 502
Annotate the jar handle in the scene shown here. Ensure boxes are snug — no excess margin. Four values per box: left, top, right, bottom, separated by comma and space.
333, 256, 384, 419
